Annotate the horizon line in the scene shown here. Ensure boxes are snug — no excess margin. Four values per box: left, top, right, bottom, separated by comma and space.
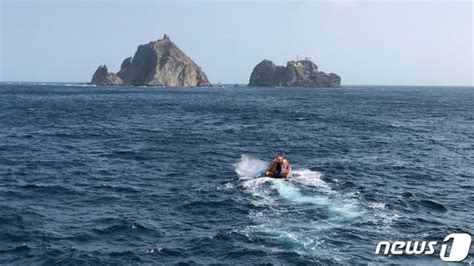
0, 80, 473, 88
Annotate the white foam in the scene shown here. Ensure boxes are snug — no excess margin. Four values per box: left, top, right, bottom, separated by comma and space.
291, 169, 330, 189
241, 177, 275, 206
270, 179, 328, 205
369, 202, 385, 210
238, 223, 325, 254
391, 123, 402, 128
270, 179, 361, 220
216, 182, 235, 191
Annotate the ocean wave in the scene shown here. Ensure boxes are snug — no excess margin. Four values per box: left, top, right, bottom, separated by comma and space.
20, 184, 83, 196
91, 184, 141, 194
0, 243, 30, 254
418, 199, 448, 212
91, 221, 152, 235
101, 150, 150, 161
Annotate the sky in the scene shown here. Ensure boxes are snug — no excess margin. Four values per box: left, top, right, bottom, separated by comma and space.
0, 0, 473, 86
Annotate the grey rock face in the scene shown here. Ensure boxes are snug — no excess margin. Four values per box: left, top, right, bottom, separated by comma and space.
248, 60, 277, 86
249, 59, 341, 87
91, 34, 210, 87
248, 60, 285, 86
90, 65, 123, 86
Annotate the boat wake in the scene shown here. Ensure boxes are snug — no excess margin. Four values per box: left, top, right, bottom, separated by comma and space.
234, 154, 361, 219
232, 154, 393, 261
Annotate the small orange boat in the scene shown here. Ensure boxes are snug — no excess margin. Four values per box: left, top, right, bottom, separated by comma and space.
265, 156, 292, 179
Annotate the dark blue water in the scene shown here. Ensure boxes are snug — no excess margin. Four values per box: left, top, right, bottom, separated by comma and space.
0, 84, 473, 264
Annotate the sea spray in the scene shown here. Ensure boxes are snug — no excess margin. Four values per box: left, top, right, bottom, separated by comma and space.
234, 154, 268, 180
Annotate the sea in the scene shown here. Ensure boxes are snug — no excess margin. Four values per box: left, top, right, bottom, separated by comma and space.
0, 84, 473, 264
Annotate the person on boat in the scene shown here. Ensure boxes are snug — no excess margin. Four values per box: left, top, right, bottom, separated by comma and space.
265, 156, 291, 179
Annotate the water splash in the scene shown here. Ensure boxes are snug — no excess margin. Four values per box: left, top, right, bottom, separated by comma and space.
234, 154, 267, 180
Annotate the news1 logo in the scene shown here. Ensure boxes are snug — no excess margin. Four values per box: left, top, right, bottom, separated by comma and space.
375, 233, 472, 262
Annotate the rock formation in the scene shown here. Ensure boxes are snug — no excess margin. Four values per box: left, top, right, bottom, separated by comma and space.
91, 34, 210, 87
90, 65, 123, 86
248, 59, 341, 87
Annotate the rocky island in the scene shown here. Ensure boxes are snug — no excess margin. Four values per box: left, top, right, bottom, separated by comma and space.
249, 59, 341, 87
91, 34, 210, 87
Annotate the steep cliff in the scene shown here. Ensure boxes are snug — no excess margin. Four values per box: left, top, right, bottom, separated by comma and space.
91, 34, 210, 87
